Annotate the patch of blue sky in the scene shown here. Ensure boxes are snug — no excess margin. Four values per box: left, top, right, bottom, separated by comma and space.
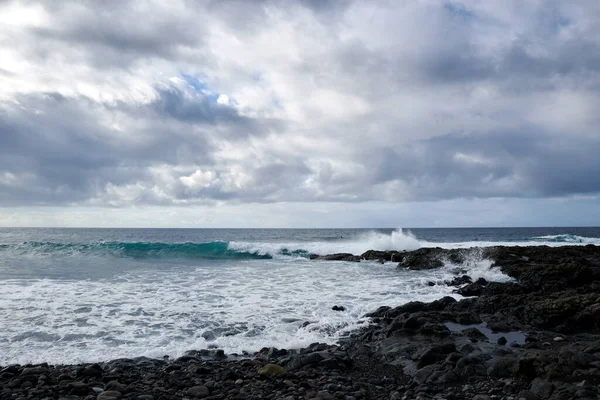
179, 72, 208, 92
180, 72, 222, 104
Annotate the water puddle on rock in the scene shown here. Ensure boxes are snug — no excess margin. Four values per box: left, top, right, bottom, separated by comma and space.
444, 322, 526, 345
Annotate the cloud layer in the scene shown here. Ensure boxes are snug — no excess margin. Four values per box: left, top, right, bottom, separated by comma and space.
1, 0, 599, 214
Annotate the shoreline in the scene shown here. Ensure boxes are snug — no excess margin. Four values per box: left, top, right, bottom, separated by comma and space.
2, 245, 600, 399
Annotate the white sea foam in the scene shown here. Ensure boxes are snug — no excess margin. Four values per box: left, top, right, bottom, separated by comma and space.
228, 229, 600, 258
0, 254, 507, 365
531, 234, 600, 243
1, 228, 597, 365
227, 229, 422, 258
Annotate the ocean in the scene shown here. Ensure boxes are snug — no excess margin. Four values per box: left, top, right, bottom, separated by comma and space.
1, 227, 599, 366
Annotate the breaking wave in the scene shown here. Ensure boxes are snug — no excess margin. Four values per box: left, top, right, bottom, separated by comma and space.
0, 229, 597, 261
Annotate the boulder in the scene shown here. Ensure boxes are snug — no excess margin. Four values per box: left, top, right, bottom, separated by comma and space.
258, 364, 285, 376
187, 386, 209, 398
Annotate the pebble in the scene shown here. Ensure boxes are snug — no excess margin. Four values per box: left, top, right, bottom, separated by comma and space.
258, 363, 285, 376
20, 380, 33, 389
97, 391, 123, 400
188, 385, 210, 398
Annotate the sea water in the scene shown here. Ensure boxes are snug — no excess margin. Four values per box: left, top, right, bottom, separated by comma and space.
1, 227, 599, 365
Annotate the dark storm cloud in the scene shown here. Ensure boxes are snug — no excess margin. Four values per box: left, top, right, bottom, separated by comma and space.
151, 86, 247, 125
0, 90, 246, 205
369, 132, 600, 200
24, 1, 205, 68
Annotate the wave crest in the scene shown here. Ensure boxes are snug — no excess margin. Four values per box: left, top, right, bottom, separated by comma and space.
532, 234, 598, 243
1, 229, 598, 261
0, 241, 273, 260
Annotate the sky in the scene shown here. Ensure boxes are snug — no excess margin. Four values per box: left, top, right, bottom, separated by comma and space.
0, 0, 599, 228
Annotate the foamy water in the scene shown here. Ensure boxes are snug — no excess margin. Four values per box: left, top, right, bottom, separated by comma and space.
0, 227, 597, 365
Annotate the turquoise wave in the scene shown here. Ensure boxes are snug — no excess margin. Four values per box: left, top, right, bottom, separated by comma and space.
0, 241, 281, 260
531, 234, 596, 243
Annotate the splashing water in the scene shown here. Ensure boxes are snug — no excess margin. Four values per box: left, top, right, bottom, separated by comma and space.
0, 227, 597, 365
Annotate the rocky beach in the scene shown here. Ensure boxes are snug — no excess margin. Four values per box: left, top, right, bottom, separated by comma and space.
2, 245, 600, 400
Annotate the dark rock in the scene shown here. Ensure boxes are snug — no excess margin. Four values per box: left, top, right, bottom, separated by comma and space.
486, 357, 517, 378
462, 327, 487, 341
188, 386, 209, 398
456, 283, 485, 297
416, 343, 456, 368
475, 278, 488, 285
332, 305, 346, 311
97, 391, 123, 400
78, 364, 103, 378
360, 250, 402, 262
413, 365, 435, 385
313, 253, 361, 262
0, 372, 15, 379
497, 336, 507, 345
397, 248, 445, 270
67, 381, 90, 393
20, 380, 33, 389
1, 365, 20, 375
266, 347, 288, 358
419, 323, 451, 337
516, 390, 541, 400
447, 275, 473, 287
530, 378, 555, 399
105, 380, 127, 393
21, 366, 48, 376
258, 364, 285, 376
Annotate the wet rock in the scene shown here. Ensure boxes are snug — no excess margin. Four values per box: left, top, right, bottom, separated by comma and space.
529, 378, 554, 398
313, 253, 361, 262
97, 391, 123, 400
397, 248, 445, 270
457, 283, 485, 297
360, 250, 402, 262
67, 381, 90, 393
332, 305, 346, 311
79, 364, 103, 378
462, 327, 487, 342
258, 364, 285, 376
20, 380, 33, 389
21, 366, 48, 376
416, 343, 456, 368
447, 275, 473, 287
105, 380, 126, 393
0, 372, 15, 379
486, 357, 517, 378
266, 347, 288, 358
497, 336, 508, 345
0, 365, 20, 375
516, 390, 540, 400
187, 386, 209, 398
413, 365, 435, 385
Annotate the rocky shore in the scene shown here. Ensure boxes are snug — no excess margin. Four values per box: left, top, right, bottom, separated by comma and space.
2, 245, 600, 400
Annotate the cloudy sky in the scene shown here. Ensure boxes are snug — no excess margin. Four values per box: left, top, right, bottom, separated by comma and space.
0, 0, 599, 227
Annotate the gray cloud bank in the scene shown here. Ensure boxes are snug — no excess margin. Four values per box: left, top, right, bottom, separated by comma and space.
0, 0, 599, 208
